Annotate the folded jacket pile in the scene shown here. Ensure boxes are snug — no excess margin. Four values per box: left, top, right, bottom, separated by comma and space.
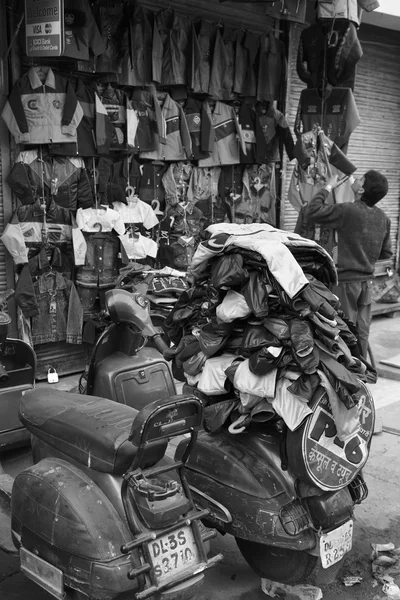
165, 223, 373, 439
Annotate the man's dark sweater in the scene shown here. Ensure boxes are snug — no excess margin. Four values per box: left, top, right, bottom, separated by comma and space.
303, 188, 392, 281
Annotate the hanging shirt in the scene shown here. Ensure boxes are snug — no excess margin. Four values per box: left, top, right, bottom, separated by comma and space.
62, 0, 106, 60
119, 232, 158, 261
76, 206, 125, 234
113, 198, 159, 235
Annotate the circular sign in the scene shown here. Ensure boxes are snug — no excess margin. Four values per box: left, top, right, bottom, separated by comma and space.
286, 381, 375, 492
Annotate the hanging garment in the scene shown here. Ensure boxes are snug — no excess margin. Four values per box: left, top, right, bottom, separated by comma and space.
140, 93, 192, 162
157, 10, 191, 86
317, 0, 379, 25
113, 198, 159, 236
119, 232, 158, 262
198, 101, 246, 167
187, 167, 224, 225
96, 85, 138, 151
76, 206, 125, 235
209, 26, 236, 101
295, 87, 361, 150
255, 104, 295, 164
138, 162, 168, 210
242, 32, 260, 98
1, 199, 72, 264
233, 30, 248, 95
8, 150, 94, 211
297, 22, 363, 91
241, 163, 277, 226
111, 157, 142, 197
162, 162, 194, 207
75, 232, 121, 288
184, 98, 213, 161
62, 0, 106, 60
130, 89, 159, 153
190, 20, 213, 94
31, 271, 83, 345
14, 264, 39, 318
238, 102, 257, 164
2, 67, 83, 146
49, 80, 114, 157
118, 2, 153, 86
257, 31, 286, 102
94, 5, 122, 73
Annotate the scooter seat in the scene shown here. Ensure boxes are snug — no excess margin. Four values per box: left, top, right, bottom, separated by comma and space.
19, 388, 168, 475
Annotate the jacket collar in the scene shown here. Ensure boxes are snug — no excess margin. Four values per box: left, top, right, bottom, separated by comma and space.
28, 67, 56, 89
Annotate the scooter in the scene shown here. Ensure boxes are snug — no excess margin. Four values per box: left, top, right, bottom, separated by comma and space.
0, 296, 222, 600
84, 289, 375, 586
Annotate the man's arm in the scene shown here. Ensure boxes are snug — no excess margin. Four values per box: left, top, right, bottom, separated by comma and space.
303, 186, 345, 229
379, 218, 393, 260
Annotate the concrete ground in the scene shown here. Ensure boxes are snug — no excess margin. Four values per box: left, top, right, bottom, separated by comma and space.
1, 313, 400, 599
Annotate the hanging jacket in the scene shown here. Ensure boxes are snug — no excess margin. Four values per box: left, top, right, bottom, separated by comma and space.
257, 32, 286, 102
209, 26, 236, 101
1, 67, 83, 146
295, 87, 361, 150
157, 10, 191, 86
97, 85, 138, 151
162, 162, 194, 207
138, 162, 168, 210
8, 150, 93, 212
243, 32, 260, 98
234, 30, 248, 95
317, 0, 379, 25
255, 104, 296, 164
241, 164, 277, 226
31, 271, 83, 345
62, 0, 106, 60
1, 199, 72, 264
15, 264, 39, 318
198, 101, 246, 167
190, 20, 213, 94
140, 93, 192, 162
184, 98, 213, 161
297, 22, 362, 91
94, 5, 122, 73
50, 80, 114, 157
117, 2, 153, 86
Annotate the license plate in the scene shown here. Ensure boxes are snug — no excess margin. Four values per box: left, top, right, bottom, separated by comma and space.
20, 547, 64, 600
148, 526, 200, 585
320, 520, 353, 569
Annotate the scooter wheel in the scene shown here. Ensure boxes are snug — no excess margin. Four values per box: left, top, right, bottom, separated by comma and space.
235, 538, 318, 585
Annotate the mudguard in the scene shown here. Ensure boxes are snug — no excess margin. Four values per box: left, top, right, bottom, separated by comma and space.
178, 431, 316, 551
12, 458, 141, 600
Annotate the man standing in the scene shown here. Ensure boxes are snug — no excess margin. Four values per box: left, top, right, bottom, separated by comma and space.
303, 170, 392, 358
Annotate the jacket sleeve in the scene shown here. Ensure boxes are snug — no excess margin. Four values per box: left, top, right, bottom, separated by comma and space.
66, 281, 83, 344
1, 216, 29, 264
232, 108, 247, 155
303, 188, 345, 229
1, 80, 31, 143
84, 0, 107, 56
126, 97, 139, 149
61, 78, 84, 136
200, 102, 214, 152
178, 103, 192, 159
94, 92, 113, 154
15, 264, 39, 318
379, 218, 393, 260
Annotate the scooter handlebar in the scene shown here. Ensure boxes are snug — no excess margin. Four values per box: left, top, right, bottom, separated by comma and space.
152, 333, 175, 361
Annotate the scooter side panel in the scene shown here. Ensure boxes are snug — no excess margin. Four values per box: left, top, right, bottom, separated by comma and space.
12, 457, 141, 599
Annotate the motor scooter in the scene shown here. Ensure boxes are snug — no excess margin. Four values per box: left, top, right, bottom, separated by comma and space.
84, 288, 375, 586
0, 296, 222, 600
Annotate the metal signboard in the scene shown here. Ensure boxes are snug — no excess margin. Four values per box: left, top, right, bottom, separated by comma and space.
25, 0, 64, 57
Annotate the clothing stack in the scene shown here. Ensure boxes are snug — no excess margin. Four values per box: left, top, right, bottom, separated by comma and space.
165, 224, 373, 438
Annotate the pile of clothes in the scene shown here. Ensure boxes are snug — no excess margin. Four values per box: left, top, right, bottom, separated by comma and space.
165, 224, 375, 439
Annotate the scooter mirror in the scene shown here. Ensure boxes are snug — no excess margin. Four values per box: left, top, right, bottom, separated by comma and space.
105, 289, 159, 338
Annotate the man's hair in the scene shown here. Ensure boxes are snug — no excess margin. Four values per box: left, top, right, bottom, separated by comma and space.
362, 170, 389, 206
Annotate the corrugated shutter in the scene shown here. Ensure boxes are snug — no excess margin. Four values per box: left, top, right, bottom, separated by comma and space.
346, 36, 400, 275
283, 23, 400, 276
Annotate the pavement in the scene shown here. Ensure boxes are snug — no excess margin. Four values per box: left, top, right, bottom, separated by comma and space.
0, 313, 399, 599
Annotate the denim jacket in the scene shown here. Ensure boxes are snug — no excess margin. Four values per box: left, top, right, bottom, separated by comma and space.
31, 272, 83, 345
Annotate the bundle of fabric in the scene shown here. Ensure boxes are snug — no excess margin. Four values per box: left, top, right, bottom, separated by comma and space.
165, 224, 374, 437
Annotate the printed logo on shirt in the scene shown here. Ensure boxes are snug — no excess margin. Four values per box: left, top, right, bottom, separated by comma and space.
242, 130, 256, 144
65, 13, 75, 25
52, 100, 62, 109
308, 105, 317, 113
332, 104, 341, 113
27, 99, 39, 110
23, 227, 35, 238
